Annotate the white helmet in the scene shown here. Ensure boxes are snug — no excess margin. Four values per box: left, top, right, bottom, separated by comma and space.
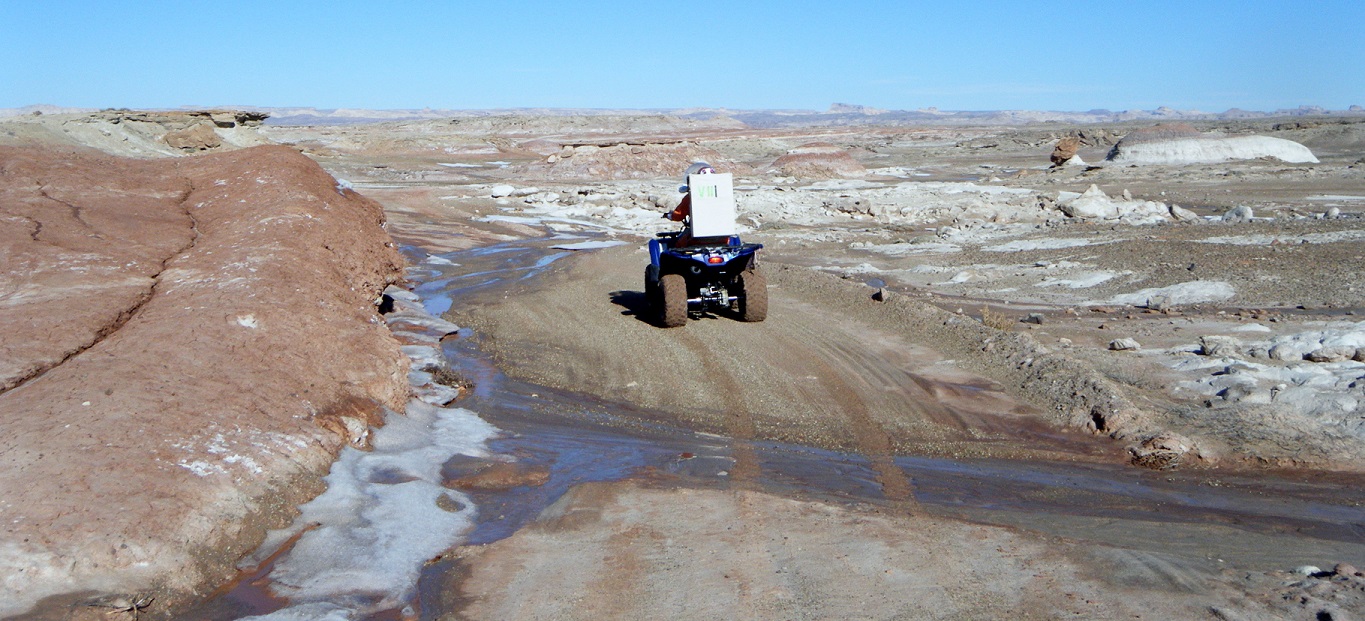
680, 161, 716, 193
684, 161, 715, 182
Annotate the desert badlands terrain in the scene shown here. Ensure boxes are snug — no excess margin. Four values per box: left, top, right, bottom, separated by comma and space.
1, 105, 1364, 619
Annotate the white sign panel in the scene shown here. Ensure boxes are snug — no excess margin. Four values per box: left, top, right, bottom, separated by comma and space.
687, 172, 736, 238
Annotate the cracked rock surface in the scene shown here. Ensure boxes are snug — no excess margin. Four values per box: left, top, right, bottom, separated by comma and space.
0, 145, 407, 616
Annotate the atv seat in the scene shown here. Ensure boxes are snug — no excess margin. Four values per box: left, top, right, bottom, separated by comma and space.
650, 235, 742, 265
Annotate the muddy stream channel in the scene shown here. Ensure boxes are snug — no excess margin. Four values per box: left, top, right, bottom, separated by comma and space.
188, 236, 1365, 620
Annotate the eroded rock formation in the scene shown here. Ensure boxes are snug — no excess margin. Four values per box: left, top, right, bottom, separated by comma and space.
0, 145, 406, 615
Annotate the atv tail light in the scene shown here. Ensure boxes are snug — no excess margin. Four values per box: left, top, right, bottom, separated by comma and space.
707, 255, 723, 264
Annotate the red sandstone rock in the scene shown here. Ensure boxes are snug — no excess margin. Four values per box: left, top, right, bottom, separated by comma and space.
0, 145, 407, 615
1051, 136, 1081, 165
163, 121, 223, 151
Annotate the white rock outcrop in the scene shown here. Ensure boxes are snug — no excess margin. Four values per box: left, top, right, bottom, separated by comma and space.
1055, 184, 1170, 224
1105, 281, 1236, 307
1106, 135, 1319, 165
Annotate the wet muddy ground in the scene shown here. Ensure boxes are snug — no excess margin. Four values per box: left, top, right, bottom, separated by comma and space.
432, 240, 1365, 619
182, 235, 1365, 619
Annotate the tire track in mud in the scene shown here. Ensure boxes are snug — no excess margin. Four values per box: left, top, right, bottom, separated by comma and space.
778, 326, 920, 511
675, 331, 761, 485
779, 297, 978, 435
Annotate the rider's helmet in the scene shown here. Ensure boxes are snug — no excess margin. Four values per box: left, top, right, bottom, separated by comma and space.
681, 161, 716, 192
684, 161, 715, 180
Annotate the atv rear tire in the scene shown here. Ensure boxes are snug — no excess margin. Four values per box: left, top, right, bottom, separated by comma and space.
660, 273, 688, 328
645, 264, 660, 308
737, 269, 767, 322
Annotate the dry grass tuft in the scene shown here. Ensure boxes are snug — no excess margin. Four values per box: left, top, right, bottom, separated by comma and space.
980, 306, 1014, 331
422, 365, 474, 392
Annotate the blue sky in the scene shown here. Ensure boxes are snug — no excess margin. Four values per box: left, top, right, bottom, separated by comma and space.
2, 0, 1361, 111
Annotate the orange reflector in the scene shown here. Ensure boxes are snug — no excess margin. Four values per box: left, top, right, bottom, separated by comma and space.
707, 255, 723, 264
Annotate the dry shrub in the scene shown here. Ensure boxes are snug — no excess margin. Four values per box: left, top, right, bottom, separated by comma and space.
422, 365, 474, 392
980, 306, 1014, 331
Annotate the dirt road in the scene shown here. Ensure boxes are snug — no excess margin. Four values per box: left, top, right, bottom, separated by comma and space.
432, 243, 1365, 621
454, 244, 1120, 472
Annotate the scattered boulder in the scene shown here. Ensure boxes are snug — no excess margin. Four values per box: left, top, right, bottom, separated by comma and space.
1254, 324, 1365, 362
1021, 313, 1045, 325
1168, 204, 1199, 221
1222, 205, 1254, 223
1128, 432, 1193, 470
1305, 346, 1357, 363
1055, 184, 1173, 223
162, 121, 222, 151
489, 184, 515, 198
1050, 137, 1080, 166
1109, 338, 1142, 351
824, 196, 875, 215
1199, 335, 1243, 358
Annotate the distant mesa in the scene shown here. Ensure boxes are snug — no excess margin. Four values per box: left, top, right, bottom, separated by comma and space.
769, 142, 867, 178
1106, 123, 1319, 165
827, 103, 887, 115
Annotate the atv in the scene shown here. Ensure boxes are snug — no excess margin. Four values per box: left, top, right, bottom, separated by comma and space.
645, 166, 766, 328
645, 232, 766, 328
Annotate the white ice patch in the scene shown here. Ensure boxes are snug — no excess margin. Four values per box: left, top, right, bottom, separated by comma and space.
436, 163, 482, 168
177, 460, 223, 477
423, 255, 460, 266
477, 214, 621, 232
400, 345, 446, 369
850, 241, 962, 255
804, 179, 881, 190
237, 315, 259, 328
1196, 230, 1365, 246
238, 602, 354, 621
1306, 195, 1365, 202
1034, 272, 1117, 289
984, 238, 1099, 252
1104, 281, 1235, 307
550, 240, 628, 251
247, 401, 499, 618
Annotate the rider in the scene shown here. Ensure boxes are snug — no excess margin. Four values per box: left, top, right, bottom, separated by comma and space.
666, 162, 717, 247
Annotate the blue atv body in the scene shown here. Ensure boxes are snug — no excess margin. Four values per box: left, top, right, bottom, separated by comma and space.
645, 231, 767, 328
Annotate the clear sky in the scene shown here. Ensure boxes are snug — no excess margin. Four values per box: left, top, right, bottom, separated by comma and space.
2, 0, 1361, 112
